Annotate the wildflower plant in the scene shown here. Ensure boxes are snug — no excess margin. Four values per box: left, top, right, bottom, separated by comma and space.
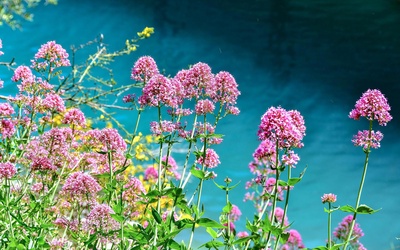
0, 25, 394, 249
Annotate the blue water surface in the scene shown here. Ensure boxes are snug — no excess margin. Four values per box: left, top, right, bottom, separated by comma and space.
1, 0, 399, 249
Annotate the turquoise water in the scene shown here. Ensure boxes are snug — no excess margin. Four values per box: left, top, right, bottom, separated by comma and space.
1, 0, 400, 248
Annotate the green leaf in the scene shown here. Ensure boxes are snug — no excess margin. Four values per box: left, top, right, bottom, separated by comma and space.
356, 204, 381, 214
197, 218, 224, 228
151, 207, 162, 224
113, 203, 123, 214
232, 235, 256, 245
339, 205, 356, 213
222, 202, 232, 213
190, 167, 205, 179
287, 177, 301, 186
199, 240, 225, 248
111, 213, 125, 223
17, 244, 26, 250
280, 231, 290, 244
167, 239, 181, 249
299, 165, 307, 178
312, 247, 328, 250
206, 227, 218, 239
278, 180, 288, 186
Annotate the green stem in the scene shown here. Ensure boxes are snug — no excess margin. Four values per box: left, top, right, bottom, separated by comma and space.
343, 120, 373, 249
328, 203, 332, 249
188, 115, 208, 249
274, 164, 291, 250
5, 178, 14, 239
154, 106, 164, 246
179, 114, 198, 188
266, 140, 280, 247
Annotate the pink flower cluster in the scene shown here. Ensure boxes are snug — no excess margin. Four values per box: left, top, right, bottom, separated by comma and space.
282, 229, 305, 249
123, 177, 146, 218
131, 56, 240, 115
321, 193, 337, 203
61, 171, 102, 203
83, 203, 120, 244
63, 108, 86, 127
333, 215, 365, 249
31, 41, 71, 73
349, 89, 391, 151
195, 99, 215, 115
131, 55, 159, 83
196, 148, 220, 168
1, 119, 16, 139
0, 162, 17, 179
349, 89, 392, 126
0, 103, 15, 117
352, 130, 383, 150
258, 106, 306, 149
138, 74, 183, 108
229, 204, 242, 221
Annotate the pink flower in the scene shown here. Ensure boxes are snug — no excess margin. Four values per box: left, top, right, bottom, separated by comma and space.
49, 238, 68, 249
168, 108, 193, 116
223, 221, 236, 232
123, 93, 136, 103
99, 128, 127, 151
42, 93, 65, 113
258, 106, 306, 149
61, 172, 102, 202
123, 177, 146, 202
12, 65, 34, 82
195, 99, 215, 115
31, 182, 48, 193
334, 215, 364, 248
131, 56, 159, 83
31, 157, 57, 171
150, 120, 179, 136
0, 162, 17, 179
212, 71, 240, 105
162, 155, 181, 180
253, 139, 276, 161
144, 166, 158, 180
1, 119, 16, 138
282, 150, 300, 167
138, 74, 183, 108
63, 108, 86, 127
284, 229, 305, 249
272, 207, 289, 226
195, 122, 215, 135
321, 193, 337, 203
83, 203, 119, 236
352, 130, 383, 150
31, 41, 70, 72
229, 204, 242, 221
237, 231, 249, 238
0, 103, 14, 116
196, 148, 220, 168
225, 105, 240, 115
349, 89, 392, 126
174, 62, 215, 99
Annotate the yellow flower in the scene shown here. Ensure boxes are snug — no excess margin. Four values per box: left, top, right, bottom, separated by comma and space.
137, 27, 154, 38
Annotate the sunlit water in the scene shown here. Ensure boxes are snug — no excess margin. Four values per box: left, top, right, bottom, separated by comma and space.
1, 0, 399, 248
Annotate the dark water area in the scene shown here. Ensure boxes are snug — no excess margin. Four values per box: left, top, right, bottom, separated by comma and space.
1, 0, 400, 248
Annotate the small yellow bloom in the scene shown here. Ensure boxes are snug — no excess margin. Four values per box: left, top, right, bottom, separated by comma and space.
137, 27, 154, 38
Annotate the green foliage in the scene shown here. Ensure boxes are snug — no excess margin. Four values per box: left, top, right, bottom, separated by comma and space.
0, 0, 58, 29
